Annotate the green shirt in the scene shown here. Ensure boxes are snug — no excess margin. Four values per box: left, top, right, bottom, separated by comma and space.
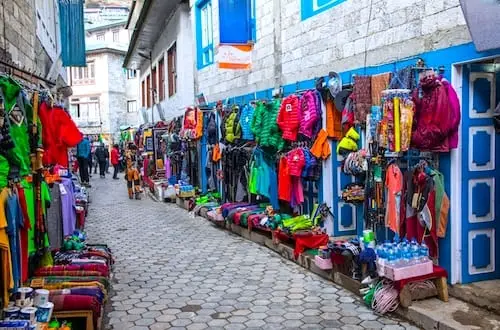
20, 179, 50, 254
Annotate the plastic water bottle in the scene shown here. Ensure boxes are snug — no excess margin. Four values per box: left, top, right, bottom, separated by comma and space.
420, 242, 429, 263
387, 249, 397, 266
400, 247, 411, 267
410, 240, 420, 265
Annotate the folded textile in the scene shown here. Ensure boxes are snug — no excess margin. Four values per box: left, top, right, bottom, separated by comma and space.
31, 276, 110, 289
35, 264, 109, 277
50, 286, 105, 304
51, 294, 101, 325
294, 233, 329, 259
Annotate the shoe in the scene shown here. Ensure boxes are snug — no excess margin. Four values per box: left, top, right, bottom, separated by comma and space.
113, 177, 119, 180
100, 175, 105, 179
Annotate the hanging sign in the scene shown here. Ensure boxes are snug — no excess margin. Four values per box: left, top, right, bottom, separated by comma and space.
216, 44, 252, 70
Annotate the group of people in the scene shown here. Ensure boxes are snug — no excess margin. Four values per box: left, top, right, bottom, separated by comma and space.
75, 137, 143, 200
75, 137, 123, 185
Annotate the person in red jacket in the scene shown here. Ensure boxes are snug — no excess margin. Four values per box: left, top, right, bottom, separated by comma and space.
111, 144, 120, 180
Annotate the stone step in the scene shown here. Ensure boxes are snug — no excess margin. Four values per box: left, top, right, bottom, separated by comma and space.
449, 281, 500, 316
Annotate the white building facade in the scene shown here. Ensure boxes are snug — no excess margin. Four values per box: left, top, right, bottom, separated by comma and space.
69, 11, 140, 142
123, 0, 195, 122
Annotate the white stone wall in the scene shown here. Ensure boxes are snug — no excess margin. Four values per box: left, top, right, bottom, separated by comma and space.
195, 0, 471, 101
139, 4, 195, 121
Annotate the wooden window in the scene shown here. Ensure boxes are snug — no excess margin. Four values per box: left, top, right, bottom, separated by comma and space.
146, 75, 151, 108
158, 58, 165, 101
141, 80, 145, 107
152, 66, 157, 104
127, 100, 137, 113
167, 43, 177, 97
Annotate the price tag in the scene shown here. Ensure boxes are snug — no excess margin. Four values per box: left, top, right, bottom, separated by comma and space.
59, 184, 67, 195
286, 104, 292, 112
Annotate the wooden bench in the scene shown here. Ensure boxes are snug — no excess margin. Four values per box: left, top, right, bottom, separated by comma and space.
52, 310, 100, 330
394, 265, 449, 308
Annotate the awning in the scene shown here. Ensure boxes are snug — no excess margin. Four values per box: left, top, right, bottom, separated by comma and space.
123, 0, 181, 69
460, 0, 500, 52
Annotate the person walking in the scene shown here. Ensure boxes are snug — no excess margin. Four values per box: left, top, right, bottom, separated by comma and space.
95, 143, 109, 178
76, 136, 91, 186
111, 144, 120, 180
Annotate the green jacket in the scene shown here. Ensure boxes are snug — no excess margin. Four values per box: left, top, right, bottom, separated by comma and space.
251, 100, 285, 150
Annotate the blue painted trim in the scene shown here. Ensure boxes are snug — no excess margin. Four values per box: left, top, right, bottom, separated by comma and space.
195, 0, 214, 70
460, 64, 500, 283
301, 0, 347, 21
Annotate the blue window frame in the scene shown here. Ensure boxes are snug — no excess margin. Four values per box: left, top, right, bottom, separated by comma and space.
196, 0, 214, 69
301, 0, 347, 20
219, 0, 256, 44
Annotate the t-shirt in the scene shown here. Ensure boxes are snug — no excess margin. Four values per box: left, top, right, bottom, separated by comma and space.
0, 188, 13, 305
6, 193, 23, 292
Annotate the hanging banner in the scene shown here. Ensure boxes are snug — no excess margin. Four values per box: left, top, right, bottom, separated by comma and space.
216, 45, 252, 70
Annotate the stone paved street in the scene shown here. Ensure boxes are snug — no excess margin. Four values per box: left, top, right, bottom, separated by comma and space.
86, 176, 418, 330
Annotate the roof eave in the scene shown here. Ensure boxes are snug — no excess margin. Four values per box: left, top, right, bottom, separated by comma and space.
123, 0, 153, 69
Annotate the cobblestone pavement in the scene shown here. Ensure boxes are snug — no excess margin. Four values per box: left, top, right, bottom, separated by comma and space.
85, 176, 418, 330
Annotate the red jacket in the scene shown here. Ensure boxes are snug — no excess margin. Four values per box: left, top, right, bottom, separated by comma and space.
277, 95, 300, 141
39, 102, 82, 167
111, 148, 119, 165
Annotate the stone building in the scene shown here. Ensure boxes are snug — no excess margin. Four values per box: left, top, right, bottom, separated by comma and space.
69, 6, 139, 142
0, 0, 68, 88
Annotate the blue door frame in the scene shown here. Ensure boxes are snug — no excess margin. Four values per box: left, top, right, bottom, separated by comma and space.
461, 63, 500, 283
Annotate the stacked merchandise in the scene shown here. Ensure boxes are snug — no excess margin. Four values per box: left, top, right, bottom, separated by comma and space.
0, 76, 112, 329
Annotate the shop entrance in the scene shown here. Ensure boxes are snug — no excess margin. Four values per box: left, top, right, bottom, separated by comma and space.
461, 60, 500, 283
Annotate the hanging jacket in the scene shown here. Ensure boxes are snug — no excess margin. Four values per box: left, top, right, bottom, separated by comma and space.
278, 156, 291, 202
248, 148, 279, 209
251, 100, 285, 150
224, 108, 241, 143
206, 112, 217, 145
440, 77, 460, 149
287, 148, 305, 177
277, 95, 301, 141
40, 102, 82, 167
326, 98, 342, 140
298, 91, 319, 139
412, 76, 453, 152
239, 104, 255, 140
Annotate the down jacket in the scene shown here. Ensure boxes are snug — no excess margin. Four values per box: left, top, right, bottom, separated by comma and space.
277, 95, 301, 141
251, 100, 285, 150
411, 76, 460, 152
240, 104, 255, 140
298, 91, 319, 139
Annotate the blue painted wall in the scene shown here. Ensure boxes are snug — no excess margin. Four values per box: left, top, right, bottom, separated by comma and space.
198, 42, 500, 281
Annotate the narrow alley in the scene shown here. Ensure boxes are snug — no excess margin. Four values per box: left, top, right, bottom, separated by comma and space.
85, 178, 417, 330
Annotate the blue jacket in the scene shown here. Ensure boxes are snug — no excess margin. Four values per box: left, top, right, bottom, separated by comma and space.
77, 138, 91, 158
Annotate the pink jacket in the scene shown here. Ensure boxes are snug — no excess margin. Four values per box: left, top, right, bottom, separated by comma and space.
299, 90, 319, 138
